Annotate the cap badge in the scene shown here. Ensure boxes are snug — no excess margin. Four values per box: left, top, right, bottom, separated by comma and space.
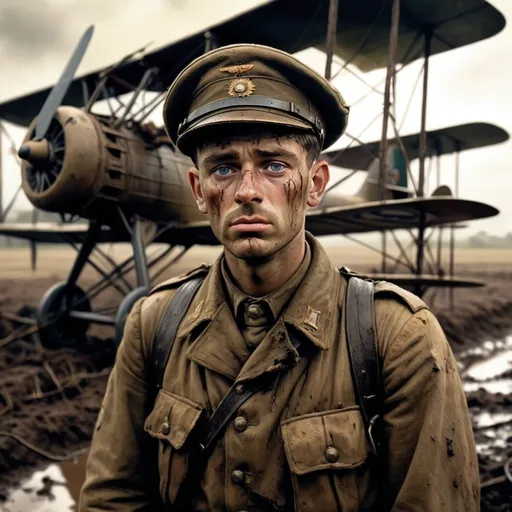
220, 64, 254, 74
228, 78, 255, 97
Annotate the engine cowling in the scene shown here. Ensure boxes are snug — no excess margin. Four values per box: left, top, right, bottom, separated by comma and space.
20, 106, 198, 224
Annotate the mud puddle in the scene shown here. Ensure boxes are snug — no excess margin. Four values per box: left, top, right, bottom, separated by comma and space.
461, 336, 512, 510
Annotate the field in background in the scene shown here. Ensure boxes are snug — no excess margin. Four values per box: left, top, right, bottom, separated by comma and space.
1, 243, 511, 281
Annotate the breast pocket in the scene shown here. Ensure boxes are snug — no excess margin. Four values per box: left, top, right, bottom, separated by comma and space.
144, 389, 203, 504
281, 406, 369, 512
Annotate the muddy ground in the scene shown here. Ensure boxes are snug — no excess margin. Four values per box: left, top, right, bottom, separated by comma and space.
0, 245, 511, 510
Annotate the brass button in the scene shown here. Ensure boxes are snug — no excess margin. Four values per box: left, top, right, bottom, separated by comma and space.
231, 469, 245, 484
161, 421, 170, 435
233, 416, 248, 432
235, 383, 245, 394
247, 304, 262, 318
325, 446, 339, 462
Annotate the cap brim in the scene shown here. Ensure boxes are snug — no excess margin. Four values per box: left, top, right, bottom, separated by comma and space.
177, 108, 313, 155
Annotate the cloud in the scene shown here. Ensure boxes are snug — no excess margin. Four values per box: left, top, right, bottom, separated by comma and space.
0, 0, 69, 57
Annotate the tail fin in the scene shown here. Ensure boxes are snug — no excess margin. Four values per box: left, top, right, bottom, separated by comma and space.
356, 145, 411, 201
431, 185, 452, 197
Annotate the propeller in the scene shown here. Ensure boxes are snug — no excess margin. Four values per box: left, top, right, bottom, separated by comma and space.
35, 25, 94, 141
18, 25, 94, 163
16, 26, 94, 271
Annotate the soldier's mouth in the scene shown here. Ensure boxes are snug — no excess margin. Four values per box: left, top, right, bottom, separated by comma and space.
230, 216, 271, 232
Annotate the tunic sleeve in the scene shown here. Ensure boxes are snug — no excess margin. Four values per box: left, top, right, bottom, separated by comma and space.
379, 307, 480, 511
78, 297, 158, 511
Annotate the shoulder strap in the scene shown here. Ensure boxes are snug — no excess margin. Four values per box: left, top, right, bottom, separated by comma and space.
345, 275, 382, 455
198, 329, 303, 453
150, 276, 205, 401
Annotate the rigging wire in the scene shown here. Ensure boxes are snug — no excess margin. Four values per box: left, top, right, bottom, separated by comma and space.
323, 110, 383, 195
329, 0, 390, 81
0, 122, 21, 164
290, 1, 324, 54
345, 30, 424, 109
398, 61, 425, 132
132, 41, 205, 124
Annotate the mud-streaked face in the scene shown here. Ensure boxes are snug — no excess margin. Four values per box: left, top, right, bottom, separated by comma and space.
188, 134, 329, 260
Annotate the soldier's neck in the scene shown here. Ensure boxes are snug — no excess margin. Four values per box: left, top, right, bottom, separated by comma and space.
224, 232, 306, 297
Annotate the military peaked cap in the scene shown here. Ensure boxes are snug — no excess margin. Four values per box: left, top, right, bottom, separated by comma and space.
163, 44, 349, 156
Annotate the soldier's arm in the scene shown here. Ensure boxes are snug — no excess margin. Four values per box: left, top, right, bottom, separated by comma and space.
79, 297, 159, 511
376, 298, 479, 511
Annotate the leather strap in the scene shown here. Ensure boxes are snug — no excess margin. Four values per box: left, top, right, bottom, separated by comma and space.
345, 275, 382, 455
199, 329, 303, 452
178, 95, 325, 142
150, 276, 205, 401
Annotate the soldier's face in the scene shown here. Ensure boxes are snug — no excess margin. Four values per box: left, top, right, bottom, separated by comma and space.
189, 134, 329, 260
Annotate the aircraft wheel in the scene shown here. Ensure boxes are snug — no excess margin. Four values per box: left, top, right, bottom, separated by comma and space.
114, 286, 149, 348
36, 282, 91, 349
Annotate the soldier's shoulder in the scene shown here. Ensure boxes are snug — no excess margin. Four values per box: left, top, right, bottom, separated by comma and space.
149, 264, 210, 295
139, 264, 210, 322
373, 280, 428, 314
339, 267, 427, 314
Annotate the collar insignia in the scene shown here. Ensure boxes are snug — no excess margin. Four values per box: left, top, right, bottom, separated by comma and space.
304, 305, 321, 330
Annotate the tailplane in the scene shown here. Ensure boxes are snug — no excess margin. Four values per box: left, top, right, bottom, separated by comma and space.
356, 145, 412, 201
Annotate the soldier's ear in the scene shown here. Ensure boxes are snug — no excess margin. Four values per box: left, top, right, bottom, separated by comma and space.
307, 160, 330, 207
188, 167, 208, 214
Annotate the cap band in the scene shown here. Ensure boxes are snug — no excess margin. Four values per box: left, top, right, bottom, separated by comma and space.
177, 95, 325, 142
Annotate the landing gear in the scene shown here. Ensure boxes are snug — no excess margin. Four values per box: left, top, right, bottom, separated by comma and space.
34, 215, 175, 349
36, 282, 91, 349
33, 214, 191, 350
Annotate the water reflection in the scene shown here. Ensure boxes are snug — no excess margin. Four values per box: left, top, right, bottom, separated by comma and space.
466, 349, 512, 381
0, 455, 87, 512
464, 379, 512, 394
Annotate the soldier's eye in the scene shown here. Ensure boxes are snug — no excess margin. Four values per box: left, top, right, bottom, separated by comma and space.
213, 166, 233, 177
266, 162, 285, 173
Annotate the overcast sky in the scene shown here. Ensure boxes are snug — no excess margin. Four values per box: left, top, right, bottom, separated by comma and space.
1, 0, 511, 236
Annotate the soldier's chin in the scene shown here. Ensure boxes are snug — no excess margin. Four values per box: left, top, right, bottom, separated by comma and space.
226, 236, 276, 261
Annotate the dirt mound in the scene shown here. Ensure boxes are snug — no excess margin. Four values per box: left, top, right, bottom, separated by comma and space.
0, 293, 115, 501
432, 281, 512, 350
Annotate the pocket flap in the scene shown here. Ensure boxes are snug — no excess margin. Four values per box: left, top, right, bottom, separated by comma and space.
281, 407, 368, 475
144, 390, 203, 450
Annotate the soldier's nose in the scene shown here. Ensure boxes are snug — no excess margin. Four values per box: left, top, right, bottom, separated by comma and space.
235, 169, 263, 204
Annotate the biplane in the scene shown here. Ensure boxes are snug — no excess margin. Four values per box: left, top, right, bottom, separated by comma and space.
0, 0, 507, 348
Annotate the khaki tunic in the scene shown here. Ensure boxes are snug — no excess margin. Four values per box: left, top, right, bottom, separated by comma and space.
79, 234, 479, 511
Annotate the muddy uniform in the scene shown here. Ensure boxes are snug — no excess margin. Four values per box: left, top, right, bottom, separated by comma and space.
79, 234, 479, 511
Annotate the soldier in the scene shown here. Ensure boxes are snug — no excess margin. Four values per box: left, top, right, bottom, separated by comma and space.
79, 44, 480, 511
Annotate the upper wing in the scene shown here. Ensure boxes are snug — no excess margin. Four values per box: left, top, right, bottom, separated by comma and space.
0, 0, 505, 127
323, 122, 510, 170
